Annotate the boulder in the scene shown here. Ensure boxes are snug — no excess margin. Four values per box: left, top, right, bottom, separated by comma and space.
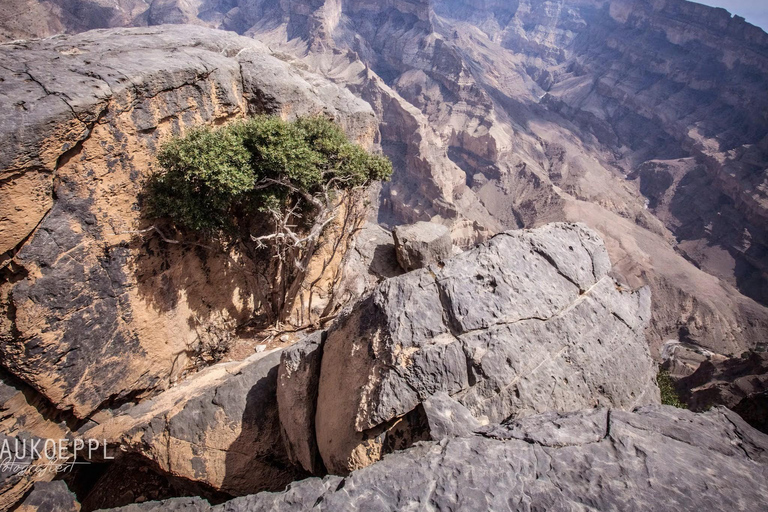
99, 406, 768, 512
392, 221, 453, 271
314, 223, 659, 474
0, 25, 378, 419
15, 481, 80, 512
421, 391, 482, 440
81, 350, 305, 496
276, 331, 325, 475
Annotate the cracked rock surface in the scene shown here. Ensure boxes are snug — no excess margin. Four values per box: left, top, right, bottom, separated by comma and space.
314, 222, 659, 473
103, 405, 768, 512
81, 349, 306, 496
0, 26, 377, 418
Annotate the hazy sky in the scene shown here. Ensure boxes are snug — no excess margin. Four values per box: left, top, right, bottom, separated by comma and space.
695, 1, 768, 31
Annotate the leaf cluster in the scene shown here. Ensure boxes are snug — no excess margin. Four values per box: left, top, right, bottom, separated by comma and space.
657, 367, 686, 409
147, 115, 392, 235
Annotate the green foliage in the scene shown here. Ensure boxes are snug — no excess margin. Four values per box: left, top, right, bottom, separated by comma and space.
147, 115, 392, 235
657, 366, 686, 408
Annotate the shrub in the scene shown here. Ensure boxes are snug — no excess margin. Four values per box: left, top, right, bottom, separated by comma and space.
147, 115, 392, 236
146, 115, 392, 324
657, 366, 685, 408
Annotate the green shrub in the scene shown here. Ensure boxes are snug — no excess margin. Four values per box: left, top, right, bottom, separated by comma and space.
147, 115, 392, 235
657, 366, 685, 408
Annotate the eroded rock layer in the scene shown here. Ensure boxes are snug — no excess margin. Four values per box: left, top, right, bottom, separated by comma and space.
7, 0, 765, 363
0, 26, 377, 418
104, 405, 768, 512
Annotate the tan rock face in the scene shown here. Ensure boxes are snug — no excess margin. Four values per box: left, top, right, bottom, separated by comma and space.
82, 350, 304, 496
0, 26, 378, 418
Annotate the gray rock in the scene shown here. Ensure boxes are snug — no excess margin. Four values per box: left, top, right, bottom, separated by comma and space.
314, 223, 659, 473
82, 350, 305, 495
98, 497, 209, 512
276, 331, 325, 474
422, 391, 482, 439
100, 406, 768, 512
17, 480, 80, 512
392, 221, 453, 271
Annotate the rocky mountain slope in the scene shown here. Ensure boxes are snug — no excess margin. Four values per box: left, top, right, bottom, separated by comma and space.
4, 0, 765, 370
1, 1, 768, 510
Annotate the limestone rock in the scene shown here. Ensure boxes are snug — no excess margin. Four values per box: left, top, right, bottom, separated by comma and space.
422, 391, 482, 440
276, 331, 325, 475
16, 481, 80, 512
314, 223, 659, 474
99, 406, 768, 512
392, 221, 453, 271
0, 25, 378, 418
0, 370, 70, 511
81, 350, 305, 495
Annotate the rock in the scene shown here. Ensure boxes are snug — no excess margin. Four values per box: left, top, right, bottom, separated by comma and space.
81, 350, 305, 496
0, 25, 378, 418
667, 350, 768, 433
98, 406, 768, 512
98, 497, 210, 512
392, 221, 453, 271
331, 222, 403, 311
0, 370, 70, 511
15, 481, 80, 512
276, 331, 325, 475
421, 391, 482, 439
314, 223, 659, 474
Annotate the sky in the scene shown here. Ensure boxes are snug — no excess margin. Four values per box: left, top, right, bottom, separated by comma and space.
695, 1, 768, 31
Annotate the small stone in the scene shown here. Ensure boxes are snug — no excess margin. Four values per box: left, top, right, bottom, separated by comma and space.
392, 221, 453, 271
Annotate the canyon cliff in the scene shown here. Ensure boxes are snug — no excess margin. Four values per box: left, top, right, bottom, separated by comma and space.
4, 0, 766, 366
1, 0, 768, 510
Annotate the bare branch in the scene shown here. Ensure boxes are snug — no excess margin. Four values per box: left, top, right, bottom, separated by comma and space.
119, 225, 214, 250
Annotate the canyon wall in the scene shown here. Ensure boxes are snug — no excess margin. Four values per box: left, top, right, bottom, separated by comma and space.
6, 0, 764, 363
